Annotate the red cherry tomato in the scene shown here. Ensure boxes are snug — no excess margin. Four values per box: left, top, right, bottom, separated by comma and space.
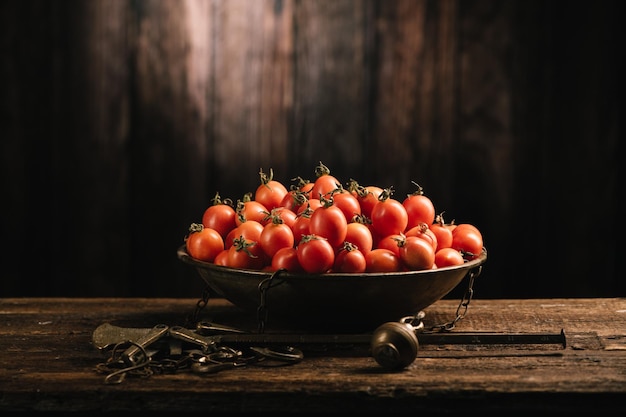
226, 236, 267, 270
309, 198, 348, 248
291, 209, 313, 247
405, 222, 438, 251
453, 223, 483, 238
297, 198, 322, 215
267, 207, 297, 229
344, 222, 374, 255
185, 223, 225, 263
310, 161, 340, 200
349, 180, 382, 218
365, 248, 401, 273
255, 168, 288, 211
235, 194, 268, 226
290, 176, 314, 196
430, 213, 453, 249
333, 243, 366, 273
375, 233, 403, 257
451, 223, 484, 259
225, 220, 264, 249
397, 235, 435, 271
330, 189, 362, 222
296, 234, 335, 274
259, 217, 295, 258
402, 182, 436, 230
434, 247, 465, 268
213, 249, 230, 266
201, 193, 237, 239
370, 188, 408, 238
269, 247, 303, 273
280, 189, 308, 213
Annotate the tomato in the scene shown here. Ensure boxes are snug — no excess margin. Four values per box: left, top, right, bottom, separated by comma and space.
259, 217, 295, 258
344, 222, 373, 254
397, 235, 435, 271
370, 188, 408, 238
225, 220, 264, 248
365, 248, 401, 273
402, 182, 436, 230
191, 167, 487, 274
235, 194, 268, 226
333, 242, 366, 273
375, 233, 403, 257
309, 198, 348, 248
280, 189, 308, 213
296, 234, 335, 274
405, 222, 438, 251
312, 176, 340, 200
311, 161, 340, 200
434, 247, 465, 268
451, 223, 484, 259
291, 208, 312, 246
297, 198, 322, 215
349, 181, 382, 218
453, 223, 483, 239
226, 236, 267, 270
213, 249, 230, 266
291, 175, 314, 196
352, 213, 381, 247
430, 213, 453, 249
201, 193, 237, 239
267, 207, 297, 229
269, 246, 303, 273
330, 188, 362, 222
185, 223, 225, 263
255, 168, 288, 210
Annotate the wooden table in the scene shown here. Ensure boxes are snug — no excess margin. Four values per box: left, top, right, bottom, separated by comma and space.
1, 297, 625, 413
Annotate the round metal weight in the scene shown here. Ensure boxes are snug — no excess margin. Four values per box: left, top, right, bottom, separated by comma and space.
370, 321, 419, 371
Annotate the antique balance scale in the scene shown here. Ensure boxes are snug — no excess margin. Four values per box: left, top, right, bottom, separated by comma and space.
92, 246, 565, 384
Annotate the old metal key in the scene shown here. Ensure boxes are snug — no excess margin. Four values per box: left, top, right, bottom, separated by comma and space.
120, 323, 169, 366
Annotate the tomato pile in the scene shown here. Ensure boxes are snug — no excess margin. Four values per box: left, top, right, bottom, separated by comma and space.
184, 162, 484, 274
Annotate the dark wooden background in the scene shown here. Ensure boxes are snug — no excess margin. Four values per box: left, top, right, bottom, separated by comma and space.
1, 0, 622, 300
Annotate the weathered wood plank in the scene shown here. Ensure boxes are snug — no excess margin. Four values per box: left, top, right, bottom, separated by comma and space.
370, 0, 430, 192
0, 298, 625, 413
210, 0, 291, 196
291, 0, 369, 184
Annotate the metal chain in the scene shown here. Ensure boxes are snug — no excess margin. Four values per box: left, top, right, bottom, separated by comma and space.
257, 269, 286, 333
96, 344, 261, 384
95, 341, 155, 384
185, 284, 212, 328
427, 264, 483, 332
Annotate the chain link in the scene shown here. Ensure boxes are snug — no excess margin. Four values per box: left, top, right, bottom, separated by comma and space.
428, 264, 482, 332
257, 269, 286, 333
185, 284, 212, 328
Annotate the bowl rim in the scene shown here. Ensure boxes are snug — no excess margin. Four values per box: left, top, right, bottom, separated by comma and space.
177, 245, 487, 281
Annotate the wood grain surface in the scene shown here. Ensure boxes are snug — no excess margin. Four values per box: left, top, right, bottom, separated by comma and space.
1, 297, 624, 413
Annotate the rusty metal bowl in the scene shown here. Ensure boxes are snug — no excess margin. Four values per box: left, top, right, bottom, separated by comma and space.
177, 245, 487, 332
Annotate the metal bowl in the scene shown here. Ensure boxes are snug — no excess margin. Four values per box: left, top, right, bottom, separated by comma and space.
177, 245, 487, 332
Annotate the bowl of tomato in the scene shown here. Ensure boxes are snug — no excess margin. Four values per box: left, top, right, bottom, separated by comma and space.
179, 162, 488, 331
177, 245, 487, 332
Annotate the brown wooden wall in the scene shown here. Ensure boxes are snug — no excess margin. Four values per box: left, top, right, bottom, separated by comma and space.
1, 0, 622, 300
